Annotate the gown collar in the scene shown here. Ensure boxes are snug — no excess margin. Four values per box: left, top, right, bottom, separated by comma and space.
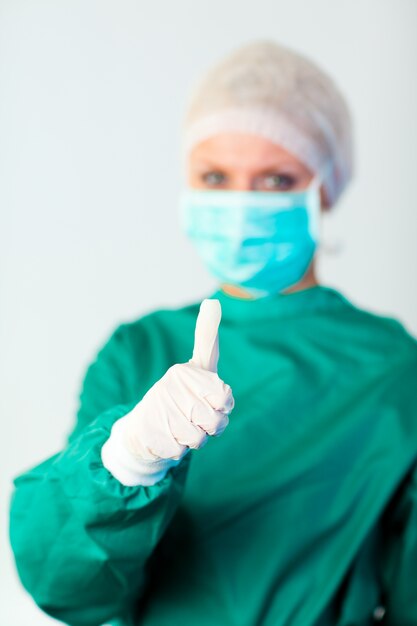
206, 284, 350, 323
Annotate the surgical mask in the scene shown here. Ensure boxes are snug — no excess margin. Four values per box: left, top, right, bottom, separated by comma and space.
179, 176, 322, 298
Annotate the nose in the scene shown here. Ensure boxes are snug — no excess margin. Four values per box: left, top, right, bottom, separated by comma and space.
229, 174, 256, 191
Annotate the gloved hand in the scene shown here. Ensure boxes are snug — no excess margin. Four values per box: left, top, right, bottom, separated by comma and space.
101, 299, 235, 486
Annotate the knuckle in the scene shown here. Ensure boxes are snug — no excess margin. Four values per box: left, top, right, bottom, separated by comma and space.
189, 433, 207, 450
207, 411, 229, 435
217, 379, 233, 398
188, 432, 207, 449
168, 444, 187, 460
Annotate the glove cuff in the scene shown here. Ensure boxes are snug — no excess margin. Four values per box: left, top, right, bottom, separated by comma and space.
101, 414, 187, 487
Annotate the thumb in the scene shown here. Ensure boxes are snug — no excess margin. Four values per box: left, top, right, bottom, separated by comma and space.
190, 299, 221, 373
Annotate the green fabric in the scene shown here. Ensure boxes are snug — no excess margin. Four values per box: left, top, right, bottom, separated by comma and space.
9, 285, 417, 626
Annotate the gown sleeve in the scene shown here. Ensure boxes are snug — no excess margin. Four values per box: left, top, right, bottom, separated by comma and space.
381, 461, 417, 626
9, 322, 191, 626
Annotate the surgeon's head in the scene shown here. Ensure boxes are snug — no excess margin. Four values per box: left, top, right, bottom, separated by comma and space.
179, 40, 353, 299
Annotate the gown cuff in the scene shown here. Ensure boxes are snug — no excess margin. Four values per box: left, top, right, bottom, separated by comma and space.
101, 415, 187, 487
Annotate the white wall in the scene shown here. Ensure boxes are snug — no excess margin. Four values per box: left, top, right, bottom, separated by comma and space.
1, 1, 416, 623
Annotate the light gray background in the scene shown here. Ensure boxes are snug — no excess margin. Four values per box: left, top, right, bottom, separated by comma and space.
1, 1, 416, 624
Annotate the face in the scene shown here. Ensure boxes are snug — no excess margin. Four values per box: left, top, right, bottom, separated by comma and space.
186, 132, 328, 208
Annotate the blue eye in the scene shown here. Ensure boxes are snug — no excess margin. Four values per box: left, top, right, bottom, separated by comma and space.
264, 174, 296, 190
202, 171, 226, 186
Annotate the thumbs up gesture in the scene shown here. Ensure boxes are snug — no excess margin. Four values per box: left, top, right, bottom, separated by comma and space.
101, 299, 235, 486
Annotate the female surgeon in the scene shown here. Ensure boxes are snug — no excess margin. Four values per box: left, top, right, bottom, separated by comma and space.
9, 40, 417, 626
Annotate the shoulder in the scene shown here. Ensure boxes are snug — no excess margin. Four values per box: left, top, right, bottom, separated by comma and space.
322, 287, 417, 366
116, 297, 201, 344
131, 297, 201, 326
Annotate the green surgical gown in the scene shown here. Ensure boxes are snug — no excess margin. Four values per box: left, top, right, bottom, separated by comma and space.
9, 286, 417, 626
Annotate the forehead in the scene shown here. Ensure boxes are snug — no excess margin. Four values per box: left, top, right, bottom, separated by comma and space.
188, 133, 309, 171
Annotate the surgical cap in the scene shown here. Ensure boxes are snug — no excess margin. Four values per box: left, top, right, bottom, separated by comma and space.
181, 40, 353, 207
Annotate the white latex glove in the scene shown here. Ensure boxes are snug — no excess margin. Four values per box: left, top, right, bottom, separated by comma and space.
101, 299, 235, 486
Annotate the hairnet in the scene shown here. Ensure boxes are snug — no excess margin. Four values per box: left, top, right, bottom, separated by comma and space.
181, 40, 353, 207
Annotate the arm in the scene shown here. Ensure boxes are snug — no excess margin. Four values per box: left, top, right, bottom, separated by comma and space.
9, 323, 191, 626
381, 461, 417, 626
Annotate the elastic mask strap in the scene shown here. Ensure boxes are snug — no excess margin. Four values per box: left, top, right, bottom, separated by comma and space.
308, 158, 333, 193
310, 158, 341, 250
305, 160, 333, 242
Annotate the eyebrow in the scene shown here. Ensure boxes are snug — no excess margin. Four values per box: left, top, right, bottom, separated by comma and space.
193, 159, 300, 172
